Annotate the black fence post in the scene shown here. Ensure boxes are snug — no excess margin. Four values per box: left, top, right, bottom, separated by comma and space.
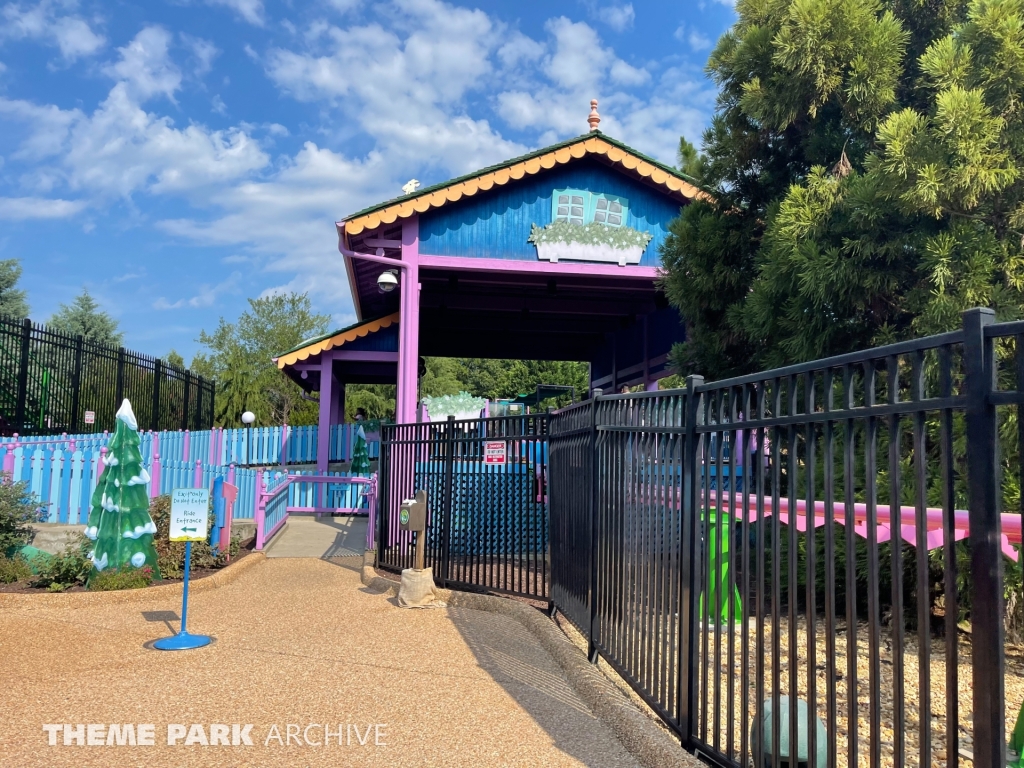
439, 415, 456, 588
114, 346, 126, 406
962, 306, 1005, 766
678, 373, 704, 750
588, 396, 600, 662
70, 334, 83, 434
13, 318, 31, 431
151, 359, 162, 432
195, 381, 204, 435
181, 371, 191, 430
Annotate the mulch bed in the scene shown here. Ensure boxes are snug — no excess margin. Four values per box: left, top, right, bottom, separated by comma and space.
0, 537, 256, 594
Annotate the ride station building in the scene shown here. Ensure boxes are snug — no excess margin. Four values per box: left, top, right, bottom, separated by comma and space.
274, 102, 704, 471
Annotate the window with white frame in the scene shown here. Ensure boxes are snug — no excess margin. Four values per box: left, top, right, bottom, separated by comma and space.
552, 189, 629, 227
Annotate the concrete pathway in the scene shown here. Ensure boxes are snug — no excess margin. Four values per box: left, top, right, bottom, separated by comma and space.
0, 557, 640, 767
264, 514, 368, 558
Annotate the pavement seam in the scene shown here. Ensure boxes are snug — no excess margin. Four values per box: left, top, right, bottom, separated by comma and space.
359, 552, 701, 768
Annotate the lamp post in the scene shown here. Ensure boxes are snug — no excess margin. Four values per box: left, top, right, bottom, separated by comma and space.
241, 411, 255, 466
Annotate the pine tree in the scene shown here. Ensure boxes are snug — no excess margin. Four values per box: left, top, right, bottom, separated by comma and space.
0, 259, 29, 318
84, 399, 159, 582
660, 0, 970, 377
350, 425, 371, 475
50, 289, 123, 346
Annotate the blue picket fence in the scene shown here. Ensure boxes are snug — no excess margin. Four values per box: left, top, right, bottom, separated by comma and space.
0, 442, 266, 526
0, 423, 380, 467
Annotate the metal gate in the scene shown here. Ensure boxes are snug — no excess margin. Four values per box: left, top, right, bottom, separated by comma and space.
376, 414, 549, 601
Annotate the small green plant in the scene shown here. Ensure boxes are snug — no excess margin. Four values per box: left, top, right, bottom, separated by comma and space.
528, 220, 653, 250
32, 535, 92, 592
88, 566, 154, 591
0, 474, 39, 556
0, 555, 33, 584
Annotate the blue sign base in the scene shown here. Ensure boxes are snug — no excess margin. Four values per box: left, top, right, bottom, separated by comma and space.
154, 631, 211, 651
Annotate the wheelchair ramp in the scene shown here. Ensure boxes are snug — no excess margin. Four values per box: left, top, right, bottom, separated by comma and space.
264, 515, 367, 558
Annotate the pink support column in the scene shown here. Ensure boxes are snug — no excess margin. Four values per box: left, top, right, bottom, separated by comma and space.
193, 459, 202, 488
2, 436, 16, 476
183, 429, 191, 462
646, 379, 660, 392
317, 356, 333, 474
280, 422, 289, 465
397, 217, 420, 424
150, 450, 161, 498
255, 471, 267, 550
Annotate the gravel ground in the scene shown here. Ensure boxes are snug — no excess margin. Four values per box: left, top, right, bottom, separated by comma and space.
0, 556, 639, 767
694, 616, 1024, 766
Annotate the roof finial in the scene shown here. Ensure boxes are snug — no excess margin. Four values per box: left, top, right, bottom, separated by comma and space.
588, 99, 601, 132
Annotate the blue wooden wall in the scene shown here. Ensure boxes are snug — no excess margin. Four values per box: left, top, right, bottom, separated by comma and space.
418, 159, 684, 268
342, 322, 399, 352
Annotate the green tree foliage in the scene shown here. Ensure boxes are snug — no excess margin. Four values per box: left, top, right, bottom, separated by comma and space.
165, 349, 186, 370
193, 293, 329, 427
420, 358, 588, 407
677, 137, 704, 179
0, 477, 37, 555
660, 0, 975, 376
345, 384, 396, 421
49, 289, 122, 346
0, 259, 29, 318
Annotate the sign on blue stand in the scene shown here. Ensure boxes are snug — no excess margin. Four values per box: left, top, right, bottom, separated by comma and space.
154, 488, 212, 651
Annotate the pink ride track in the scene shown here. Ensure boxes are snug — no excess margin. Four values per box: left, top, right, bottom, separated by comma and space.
704, 488, 1024, 560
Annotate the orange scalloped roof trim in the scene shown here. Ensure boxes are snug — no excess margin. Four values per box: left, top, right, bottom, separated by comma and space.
343, 136, 708, 236
276, 313, 400, 369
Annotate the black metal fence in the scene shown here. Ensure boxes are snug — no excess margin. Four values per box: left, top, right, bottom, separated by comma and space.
0, 315, 215, 436
549, 308, 1015, 768
377, 414, 549, 600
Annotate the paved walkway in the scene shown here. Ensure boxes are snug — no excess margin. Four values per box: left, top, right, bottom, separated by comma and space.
0, 557, 640, 767
264, 514, 368, 558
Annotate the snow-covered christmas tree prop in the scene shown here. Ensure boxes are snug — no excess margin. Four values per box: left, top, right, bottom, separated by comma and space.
351, 424, 371, 474
84, 399, 160, 583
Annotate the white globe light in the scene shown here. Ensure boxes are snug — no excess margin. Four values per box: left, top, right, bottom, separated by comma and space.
241, 411, 256, 425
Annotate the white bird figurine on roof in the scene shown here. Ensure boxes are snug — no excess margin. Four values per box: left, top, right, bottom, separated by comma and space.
402, 179, 421, 194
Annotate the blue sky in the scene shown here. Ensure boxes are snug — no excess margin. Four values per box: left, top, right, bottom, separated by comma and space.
0, 0, 736, 361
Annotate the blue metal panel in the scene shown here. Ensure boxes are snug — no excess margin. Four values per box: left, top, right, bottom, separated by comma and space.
339, 323, 399, 352
419, 159, 683, 267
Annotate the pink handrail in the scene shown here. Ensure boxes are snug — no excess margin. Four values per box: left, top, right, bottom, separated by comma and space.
255, 473, 376, 550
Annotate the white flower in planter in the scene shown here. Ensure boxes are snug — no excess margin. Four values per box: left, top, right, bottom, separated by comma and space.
529, 221, 653, 267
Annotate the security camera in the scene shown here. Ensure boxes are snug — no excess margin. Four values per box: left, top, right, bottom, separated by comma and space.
377, 269, 399, 293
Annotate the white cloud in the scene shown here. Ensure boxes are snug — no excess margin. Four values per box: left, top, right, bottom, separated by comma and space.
675, 25, 712, 52
0, 195, 86, 219
497, 31, 544, 70
595, 3, 634, 32
0, 0, 105, 60
206, 0, 265, 26
325, 0, 360, 11
182, 33, 219, 77
157, 143, 400, 302
266, 0, 526, 175
153, 271, 241, 309
1, 33, 268, 201
103, 27, 181, 102
211, 94, 227, 114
